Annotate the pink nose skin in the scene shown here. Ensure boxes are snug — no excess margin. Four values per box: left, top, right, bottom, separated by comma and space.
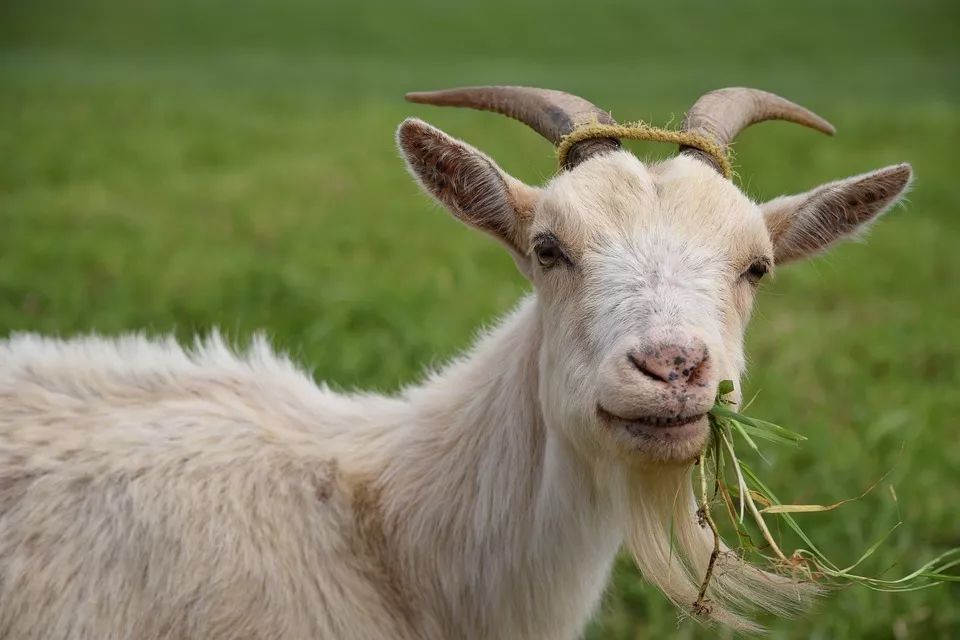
628, 340, 711, 389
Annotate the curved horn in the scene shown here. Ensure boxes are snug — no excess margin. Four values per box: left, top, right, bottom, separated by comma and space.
680, 87, 836, 175
405, 85, 620, 169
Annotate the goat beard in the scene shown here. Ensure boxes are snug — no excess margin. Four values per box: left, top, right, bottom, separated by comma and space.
623, 464, 817, 631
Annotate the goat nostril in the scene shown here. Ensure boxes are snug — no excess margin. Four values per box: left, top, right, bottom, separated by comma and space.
686, 354, 709, 385
627, 352, 669, 383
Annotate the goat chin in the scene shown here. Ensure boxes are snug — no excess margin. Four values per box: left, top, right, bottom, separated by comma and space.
624, 465, 819, 631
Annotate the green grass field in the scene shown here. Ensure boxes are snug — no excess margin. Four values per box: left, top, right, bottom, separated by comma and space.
2, 0, 958, 636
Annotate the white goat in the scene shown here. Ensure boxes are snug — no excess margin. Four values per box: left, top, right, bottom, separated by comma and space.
0, 86, 911, 639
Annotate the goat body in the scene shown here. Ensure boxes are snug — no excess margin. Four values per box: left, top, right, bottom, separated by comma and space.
0, 302, 624, 640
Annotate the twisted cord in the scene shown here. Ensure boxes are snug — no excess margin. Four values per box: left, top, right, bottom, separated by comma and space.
556, 121, 733, 179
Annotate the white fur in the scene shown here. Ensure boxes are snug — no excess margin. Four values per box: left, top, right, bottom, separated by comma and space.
0, 307, 629, 639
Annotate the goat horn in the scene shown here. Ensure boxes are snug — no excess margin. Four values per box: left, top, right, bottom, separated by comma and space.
405, 85, 621, 169
680, 87, 836, 175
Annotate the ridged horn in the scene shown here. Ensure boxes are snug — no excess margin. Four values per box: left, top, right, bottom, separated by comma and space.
680, 87, 836, 175
406, 85, 620, 169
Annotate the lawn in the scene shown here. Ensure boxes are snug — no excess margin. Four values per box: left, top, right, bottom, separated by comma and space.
1, 0, 958, 636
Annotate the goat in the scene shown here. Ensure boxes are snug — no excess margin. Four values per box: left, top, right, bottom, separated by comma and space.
0, 86, 912, 639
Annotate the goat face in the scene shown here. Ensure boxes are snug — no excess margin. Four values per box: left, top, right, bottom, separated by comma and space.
532, 152, 766, 464
398, 86, 911, 466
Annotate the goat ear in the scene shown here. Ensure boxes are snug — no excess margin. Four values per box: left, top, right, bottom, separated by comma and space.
761, 163, 913, 265
397, 118, 538, 261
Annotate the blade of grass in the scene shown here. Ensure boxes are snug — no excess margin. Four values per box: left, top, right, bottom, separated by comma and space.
739, 462, 837, 569
760, 473, 888, 514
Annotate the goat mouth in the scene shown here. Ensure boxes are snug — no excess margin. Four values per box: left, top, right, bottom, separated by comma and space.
596, 405, 707, 438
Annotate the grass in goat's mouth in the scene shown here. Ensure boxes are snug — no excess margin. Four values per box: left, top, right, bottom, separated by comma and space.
691, 380, 960, 617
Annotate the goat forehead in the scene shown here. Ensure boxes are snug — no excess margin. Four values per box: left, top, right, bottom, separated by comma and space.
650, 156, 765, 239
538, 152, 767, 254
582, 234, 728, 325
539, 152, 654, 236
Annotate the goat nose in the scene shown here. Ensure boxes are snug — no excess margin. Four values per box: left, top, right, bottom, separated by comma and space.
628, 340, 710, 387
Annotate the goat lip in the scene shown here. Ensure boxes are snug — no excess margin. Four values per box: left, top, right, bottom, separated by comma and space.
596, 405, 707, 434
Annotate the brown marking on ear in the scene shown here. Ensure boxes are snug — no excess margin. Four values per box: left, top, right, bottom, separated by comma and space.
763, 163, 912, 264
397, 119, 535, 255
507, 176, 539, 225
762, 197, 799, 248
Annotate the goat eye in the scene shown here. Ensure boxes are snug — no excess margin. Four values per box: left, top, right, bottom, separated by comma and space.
535, 242, 564, 268
743, 260, 769, 284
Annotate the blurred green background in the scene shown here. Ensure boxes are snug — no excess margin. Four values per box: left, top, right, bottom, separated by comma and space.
1, 0, 958, 637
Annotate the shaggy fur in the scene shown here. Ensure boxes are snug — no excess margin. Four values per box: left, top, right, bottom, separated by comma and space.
0, 119, 911, 639
0, 309, 622, 640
